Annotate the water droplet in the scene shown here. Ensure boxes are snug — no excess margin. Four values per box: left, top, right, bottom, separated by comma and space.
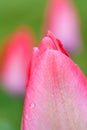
26, 115, 28, 119
41, 65, 44, 69
29, 103, 35, 109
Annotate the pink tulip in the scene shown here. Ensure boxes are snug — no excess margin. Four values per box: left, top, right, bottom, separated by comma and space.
43, 0, 82, 52
1, 27, 35, 96
22, 31, 87, 129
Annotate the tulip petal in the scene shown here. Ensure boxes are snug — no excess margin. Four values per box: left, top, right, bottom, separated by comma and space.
1, 27, 34, 95
29, 31, 69, 78
43, 0, 82, 52
22, 33, 87, 129
39, 31, 69, 57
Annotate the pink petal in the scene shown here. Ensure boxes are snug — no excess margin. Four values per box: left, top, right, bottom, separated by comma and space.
1, 26, 35, 96
43, 0, 82, 52
22, 32, 87, 129
29, 31, 69, 79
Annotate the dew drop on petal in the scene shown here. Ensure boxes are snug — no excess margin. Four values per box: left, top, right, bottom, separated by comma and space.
26, 115, 28, 120
29, 103, 35, 109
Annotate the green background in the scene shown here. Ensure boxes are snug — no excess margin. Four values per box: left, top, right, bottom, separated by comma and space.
0, 0, 87, 129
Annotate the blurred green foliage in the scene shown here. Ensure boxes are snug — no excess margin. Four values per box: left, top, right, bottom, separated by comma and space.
0, 0, 87, 130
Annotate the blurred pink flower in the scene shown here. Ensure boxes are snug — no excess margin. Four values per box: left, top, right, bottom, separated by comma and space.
22, 31, 87, 130
1, 27, 35, 96
43, 0, 82, 52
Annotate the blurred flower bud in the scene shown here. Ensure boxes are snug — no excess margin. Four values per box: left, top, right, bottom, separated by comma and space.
1, 26, 35, 96
43, 0, 82, 52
